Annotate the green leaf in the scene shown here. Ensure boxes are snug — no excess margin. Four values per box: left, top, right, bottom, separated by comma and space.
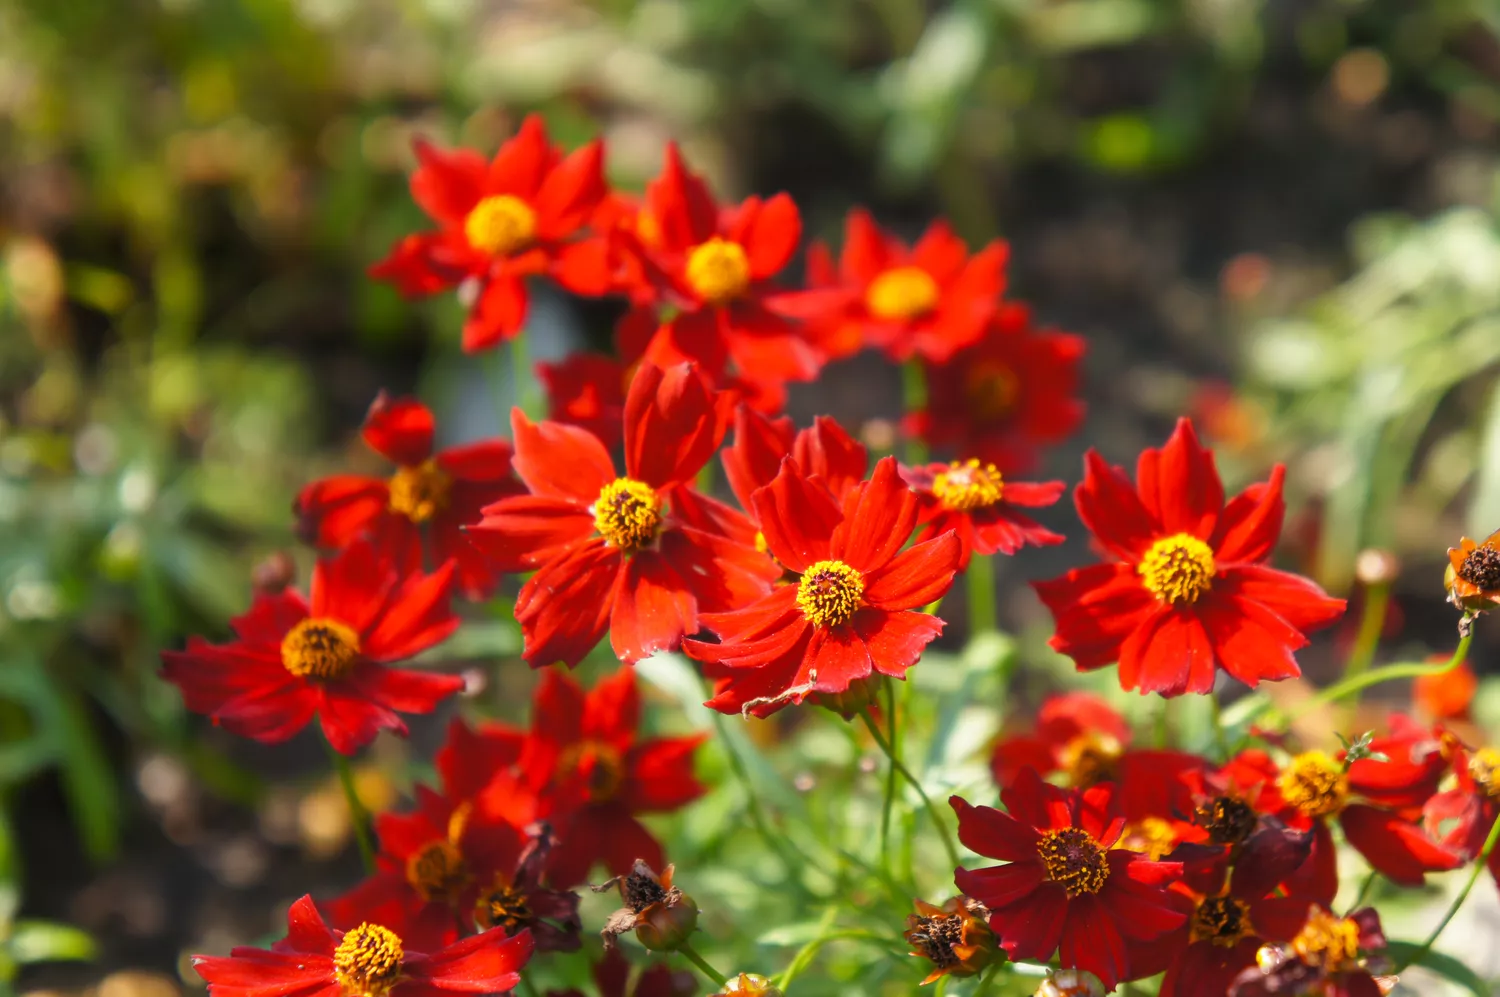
7, 920, 96, 964
1384, 941, 1491, 997
1468, 376, 1500, 539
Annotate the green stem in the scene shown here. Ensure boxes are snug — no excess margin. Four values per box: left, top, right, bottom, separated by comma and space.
879, 679, 898, 873
484, 348, 512, 432
1284, 632, 1473, 726
1343, 581, 1390, 686
676, 940, 729, 987
708, 711, 803, 880
901, 359, 928, 465
1209, 693, 1229, 762
971, 962, 1000, 997
858, 706, 961, 872
966, 554, 996, 637
1396, 813, 1500, 971
510, 329, 540, 419
323, 736, 376, 873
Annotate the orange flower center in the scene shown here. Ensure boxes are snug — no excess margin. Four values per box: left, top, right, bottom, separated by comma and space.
465, 195, 536, 257
932, 459, 1004, 512
593, 477, 662, 552
1195, 794, 1258, 845
685, 237, 751, 305
1469, 747, 1500, 798
387, 459, 451, 524
557, 739, 626, 801
1289, 907, 1362, 973
1057, 731, 1122, 788
1036, 827, 1108, 896
281, 617, 361, 680
333, 923, 404, 997
475, 876, 533, 931
404, 839, 469, 903
962, 362, 1020, 422
866, 266, 939, 321
796, 559, 865, 628
1278, 751, 1348, 820
1138, 533, 1216, 605
1119, 816, 1177, 862
1190, 895, 1253, 948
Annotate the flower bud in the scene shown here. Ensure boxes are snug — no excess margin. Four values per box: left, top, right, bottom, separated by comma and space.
594, 859, 698, 952
1034, 969, 1105, 997
634, 890, 699, 951
713, 973, 782, 997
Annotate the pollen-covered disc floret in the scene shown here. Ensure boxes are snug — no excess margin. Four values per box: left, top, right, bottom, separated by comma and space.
1289, 907, 1362, 973
1137, 533, 1217, 604
1458, 546, 1500, 589
1190, 895, 1252, 948
1195, 795, 1258, 845
796, 560, 865, 628
1036, 827, 1108, 897
388, 460, 452, 523
1278, 751, 1349, 820
685, 237, 751, 305
281, 618, 361, 680
475, 878, 533, 931
465, 195, 537, 256
933, 459, 1004, 512
1119, 817, 1176, 862
1469, 747, 1500, 798
866, 266, 939, 320
333, 923, 405, 997
592, 478, 662, 552
404, 840, 468, 903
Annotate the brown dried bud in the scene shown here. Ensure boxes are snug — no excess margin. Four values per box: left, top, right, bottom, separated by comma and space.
712, 973, 782, 997
593, 860, 699, 952
251, 550, 297, 594
1446, 530, 1500, 613
903, 896, 998, 985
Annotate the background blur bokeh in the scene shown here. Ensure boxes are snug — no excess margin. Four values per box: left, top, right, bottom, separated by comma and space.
7, 0, 1500, 991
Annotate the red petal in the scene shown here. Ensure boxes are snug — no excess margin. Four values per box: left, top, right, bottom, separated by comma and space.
551, 238, 615, 297
1034, 564, 1157, 671
363, 393, 435, 466
310, 541, 394, 634
410, 138, 485, 226
751, 460, 840, 573
1135, 418, 1223, 539
344, 664, 463, 715
804, 625, 873, 690
515, 541, 618, 668
722, 405, 795, 510
723, 303, 823, 384
407, 926, 534, 992
832, 457, 919, 573
951, 796, 1042, 861
646, 143, 719, 251
361, 561, 460, 662
1341, 804, 1462, 886
863, 533, 960, 610
1212, 466, 1286, 563
318, 687, 405, 754
509, 410, 616, 503
436, 440, 515, 483
1058, 894, 1128, 989
851, 608, 943, 678
623, 362, 722, 489
466, 496, 593, 573
792, 416, 868, 500
608, 552, 696, 663
1246, 897, 1312, 941
1075, 450, 1158, 562
1216, 564, 1346, 634
1118, 607, 1215, 697
624, 736, 709, 812
462, 275, 529, 351
190, 949, 333, 996
295, 476, 388, 549
534, 140, 607, 241
1198, 590, 1304, 689
741, 192, 800, 279
954, 861, 1045, 909
1001, 767, 1075, 832
487, 115, 554, 199
839, 208, 894, 283
987, 884, 1068, 963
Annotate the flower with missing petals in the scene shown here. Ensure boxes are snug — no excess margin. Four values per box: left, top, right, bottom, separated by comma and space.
1445, 528, 1500, 612
594, 861, 699, 952
903, 896, 998, 984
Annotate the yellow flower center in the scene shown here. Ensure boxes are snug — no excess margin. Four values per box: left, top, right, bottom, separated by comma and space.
866, 266, 939, 320
963, 362, 1020, 422
556, 739, 626, 801
1138, 533, 1217, 605
754, 530, 769, 555
475, 877, 533, 932
1119, 817, 1177, 862
685, 237, 751, 305
1190, 895, 1253, 948
1057, 731, 1123, 788
1290, 907, 1362, 973
281, 618, 361, 680
404, 840, 468, 903
1278, 751, 1349, 820
333, 923, 404, 997
593, 478, 662, 553
796, 559, 865, 628
932, 459, 1004, 512
464, 195, 537, 257
1469, 747, 1500, 798
1037, 827, 1108, 896
387, 460, 451, 524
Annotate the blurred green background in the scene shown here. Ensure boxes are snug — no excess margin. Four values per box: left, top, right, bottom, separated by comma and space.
6, 0, 1500, 990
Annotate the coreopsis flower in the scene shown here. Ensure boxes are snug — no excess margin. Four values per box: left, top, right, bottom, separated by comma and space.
159, 541, 463, 754
903, 459, 1064, 570
192, 895, 533, 997
776, 208, 1007, 364
466, 362, 778, 666
370, 116, 610, 352
684, 457, 961, 717
594, 860, 699, 952
910, 303, 1085, 473
903, 896, 998, 984
296, 394, 523, 600
1229, 907, 1390, 997
615, 144, 820, 406
1423, 739, 1500, 890
492, 668, 707, 887
539, 353, 628, 449
1445, 528, 1500, 612
950, 769, 1187, 989
1033, 418, 1346, 697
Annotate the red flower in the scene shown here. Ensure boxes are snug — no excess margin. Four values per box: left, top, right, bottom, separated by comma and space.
370, 115, 610, 352
466, 362, 778, 666
296, 394, 523, 600
910, 303, 1085, 473
1033, 418, 1346, 697
950, 769, 1186, 989
903, 459, 1064, 570
1413, 659, 1477, 722
684, 457, 961, 717
538, 353, 629, 449
616, 144, 820, 406
192, 895, 533, 997
1424, 739, 1500, 892
159, 542, 463, 754
478, 668, 707, 887
1229, 906, 1390, 997
776, 208, 1007, 363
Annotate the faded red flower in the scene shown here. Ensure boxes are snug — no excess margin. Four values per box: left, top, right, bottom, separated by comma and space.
538, 353, 629, 449
903, 896, 998, 984
684, 457, 961, 717
192, 895, 533, 997
1445, 528, 1500, 612
296, 394, 522, 600
160, 542, 463, 754
370, 116, 610, 352
1033, 418, 1346, 697
950, 769, 1186, 989
466, 362, 778, 666
903, 459, 1065, 570
1423, 738, 1500, 893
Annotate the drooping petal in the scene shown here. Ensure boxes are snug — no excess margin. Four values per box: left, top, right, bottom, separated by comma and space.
1216, 565, 1346, 634
465, 496, 594, 573
295, 475, 390, 550
1058, 894, 1129, 989
343, 663, 464, 716
1198, 590, 1305, 689
318, 687, 406, 754
407, 925, 535, 993
1034, 564, 1157, 671
462, 274, 530, 351
1340, 804, 1462, 886
986, 884, 1069, 964
623, 735, 708, 812
953, 861, 1046, 910
514, 540, 619, 668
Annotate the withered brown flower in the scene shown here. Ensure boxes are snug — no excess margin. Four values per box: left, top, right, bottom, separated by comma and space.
903, 895, 998, 985
1445, 529, 1500, 612
593, 860, 699, 952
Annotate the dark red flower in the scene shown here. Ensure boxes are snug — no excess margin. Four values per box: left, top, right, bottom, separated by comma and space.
370, 116, 610, 352
950, 769, 1186, 989
192, 895, 533, 997
903, 459, 1064, 570
1424, 739, 1500, 892
466, 362, 778, 666
160, 542, 463, 754
296, 394, 523, 600
684, 457, 961, 717
1033, 418, 1346, 697
1229, 906, 1390, 997
909, 303, 1085, 473
775, 208, 1007, 364
538, 353, 629, 449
